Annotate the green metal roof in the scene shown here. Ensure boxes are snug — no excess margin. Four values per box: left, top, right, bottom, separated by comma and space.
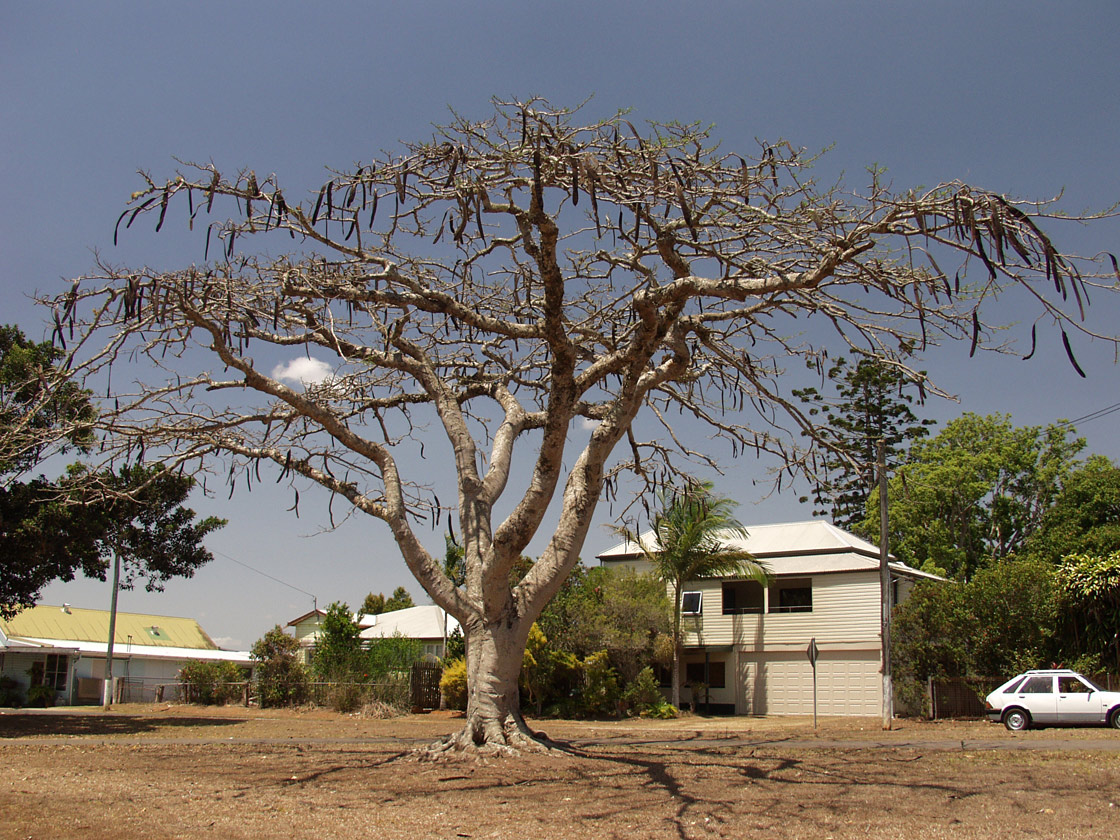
0, 605, 219, 650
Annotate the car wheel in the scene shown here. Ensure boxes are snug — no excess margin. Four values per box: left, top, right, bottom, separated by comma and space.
1003, 708, 1030, 731
1109, 708, 1120, 730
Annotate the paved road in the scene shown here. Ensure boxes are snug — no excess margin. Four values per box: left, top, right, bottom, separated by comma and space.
2, 707, 1118, 751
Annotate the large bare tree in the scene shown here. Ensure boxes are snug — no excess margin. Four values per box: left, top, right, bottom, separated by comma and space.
50, 100, 1117, 753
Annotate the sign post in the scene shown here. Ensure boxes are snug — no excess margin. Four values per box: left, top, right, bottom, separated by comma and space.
806, 637, 819, 730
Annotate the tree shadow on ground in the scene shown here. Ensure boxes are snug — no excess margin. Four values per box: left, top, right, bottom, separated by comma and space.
541, 737, 986, 840
0, 711, 245, 738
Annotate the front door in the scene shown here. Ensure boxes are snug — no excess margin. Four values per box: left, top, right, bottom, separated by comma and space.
1056, 674, 1103, 724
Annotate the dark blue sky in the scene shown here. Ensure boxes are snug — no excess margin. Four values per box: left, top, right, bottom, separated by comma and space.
5, 2, 1119, 647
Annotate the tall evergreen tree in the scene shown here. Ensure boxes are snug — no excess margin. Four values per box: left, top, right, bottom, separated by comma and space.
795, 356, 934, 531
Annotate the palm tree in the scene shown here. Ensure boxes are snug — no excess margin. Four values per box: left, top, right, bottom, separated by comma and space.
616, 481, 767, 709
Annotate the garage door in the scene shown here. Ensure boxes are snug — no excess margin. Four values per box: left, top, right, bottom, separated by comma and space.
737, 649, 881, 716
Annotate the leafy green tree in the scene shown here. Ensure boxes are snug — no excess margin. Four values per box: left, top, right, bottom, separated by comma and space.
251, 626, 309, 707
865, 413, 1083, 579
1, 326, 224, 618
615, 481, 766, 708
443, 532, 466, 588
892, 557, 1058, 704
539, 565, 670, 685
366, 634, 424, 676
0, 324, 95, 478
519, 623, 580, 715
443, 626, 465, 662
1027, 456, 1120, 563
179, 660, 246, 705
890, 579, 969, 711
384, 586, 414, 612
965, 558, 1057, 678
360, 586, 414, 616
794, 356, 934, 531
1, 462, 225, 618
1055, 551, 1120, 669
312, 602, 365, 680
360, 592, 386, 615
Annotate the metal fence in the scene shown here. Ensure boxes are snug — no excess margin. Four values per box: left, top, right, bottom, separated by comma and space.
928, 678, 990, 719
410, 661, 442, 710
928, 672, 1119, 720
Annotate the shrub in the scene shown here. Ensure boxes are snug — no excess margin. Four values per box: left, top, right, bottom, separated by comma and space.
366, 634, 424, 678
440, 658, 468, 710
366, 672, 411, 712
360, 699, 403, 719
179, 660, 246, 705
622, 666, 676, 718
26, 684, 55, 708
251, 626, 310, 708
581, 650, 620, 717
323, 680, 364, 713
0, 676, 24, 708
640, 699, 678, 719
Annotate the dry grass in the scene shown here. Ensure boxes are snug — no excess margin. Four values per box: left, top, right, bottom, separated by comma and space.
2, 705, 1119, 839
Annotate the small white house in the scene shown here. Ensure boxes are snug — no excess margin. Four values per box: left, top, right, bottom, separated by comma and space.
598, 519, 940, 716
0, 604, 252, 706
287, 604, 459, 664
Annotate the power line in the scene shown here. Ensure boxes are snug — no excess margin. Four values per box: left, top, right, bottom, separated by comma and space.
1056, 402, 1120, 429
212, 549, 318, 610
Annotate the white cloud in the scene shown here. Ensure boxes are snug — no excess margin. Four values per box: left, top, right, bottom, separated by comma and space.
272, 357, 333, 386
210, 636, 246, 651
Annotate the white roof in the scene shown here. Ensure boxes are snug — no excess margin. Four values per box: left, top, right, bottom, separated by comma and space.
598, 518, 941, 580
358, 605, 459, 641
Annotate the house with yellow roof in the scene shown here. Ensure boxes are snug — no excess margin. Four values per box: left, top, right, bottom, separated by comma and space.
0, 604, 251, 707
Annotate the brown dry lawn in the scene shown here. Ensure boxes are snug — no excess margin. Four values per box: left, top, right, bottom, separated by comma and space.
2, 704, 1119, 839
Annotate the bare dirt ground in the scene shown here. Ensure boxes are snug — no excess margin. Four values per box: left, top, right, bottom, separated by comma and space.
2, 704, 1119, 840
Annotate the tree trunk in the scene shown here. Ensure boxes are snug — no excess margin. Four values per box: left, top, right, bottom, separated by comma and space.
671, 640, 682, 710
430, 619, 546, 756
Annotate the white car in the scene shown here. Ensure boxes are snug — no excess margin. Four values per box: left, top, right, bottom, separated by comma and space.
985, 669, 1120, 731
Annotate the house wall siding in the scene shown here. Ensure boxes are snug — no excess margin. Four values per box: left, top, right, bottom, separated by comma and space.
682, 572, 882, 650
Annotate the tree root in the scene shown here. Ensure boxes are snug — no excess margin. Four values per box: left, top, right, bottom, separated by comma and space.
418, 715, 558, 760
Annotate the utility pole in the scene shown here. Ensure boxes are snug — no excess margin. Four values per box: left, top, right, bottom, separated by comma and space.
102, 547, 121, 710
878, 440, 893, 730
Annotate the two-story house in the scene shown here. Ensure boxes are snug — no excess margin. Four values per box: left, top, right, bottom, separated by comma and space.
597, 519, 939, 716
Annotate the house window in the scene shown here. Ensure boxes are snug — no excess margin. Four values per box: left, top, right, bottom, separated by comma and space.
685, 661, 726, 689
769, 579, 812, 613
722, 580, 764, 614
680, 591, 703, 616
44, 654, 68, 691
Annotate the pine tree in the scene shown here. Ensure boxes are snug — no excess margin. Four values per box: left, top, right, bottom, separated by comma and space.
795, 357, 934, 532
